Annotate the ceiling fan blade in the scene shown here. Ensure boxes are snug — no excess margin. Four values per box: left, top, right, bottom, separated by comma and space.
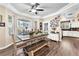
36, 9, 44, 11
32, 5, 34, 9
32, 3, 40, 9
35, 3, 40, 6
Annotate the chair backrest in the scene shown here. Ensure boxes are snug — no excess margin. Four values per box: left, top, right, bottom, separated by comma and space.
0, 44, 15, 56
0, 34, 18, 56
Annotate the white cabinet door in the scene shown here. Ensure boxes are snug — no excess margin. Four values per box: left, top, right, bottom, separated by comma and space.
63, 31, 68, 36
63, 31, 79, 37
48, 33, 59, 41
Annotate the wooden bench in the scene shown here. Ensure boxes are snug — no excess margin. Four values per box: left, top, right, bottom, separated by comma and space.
23, 40, 49, 56
34, 45, 50, 56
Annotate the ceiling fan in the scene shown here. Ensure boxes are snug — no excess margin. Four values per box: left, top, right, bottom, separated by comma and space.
25, 3, 44, 15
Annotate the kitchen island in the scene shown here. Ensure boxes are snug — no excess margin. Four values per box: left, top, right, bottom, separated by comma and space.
16, 34, 49, 56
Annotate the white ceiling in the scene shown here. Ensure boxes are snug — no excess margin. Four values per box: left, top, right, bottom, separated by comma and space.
61, 4, 79, 19
10, 3, 68, 17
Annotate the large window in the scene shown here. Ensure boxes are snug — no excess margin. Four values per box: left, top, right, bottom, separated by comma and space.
17, 19, 32, 34
61, 21, 70, 30
44, 23, 48, 31
8, 15, 14, 35
17, 20, 31, 28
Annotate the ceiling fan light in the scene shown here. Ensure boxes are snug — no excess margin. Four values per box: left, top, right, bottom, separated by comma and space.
32, 9, 36, 12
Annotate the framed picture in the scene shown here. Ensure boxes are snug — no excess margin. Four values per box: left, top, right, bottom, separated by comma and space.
0, 22, 5, 27
40, 22, 42, 30
50, 18, 59, 28
0, 15, 2, 22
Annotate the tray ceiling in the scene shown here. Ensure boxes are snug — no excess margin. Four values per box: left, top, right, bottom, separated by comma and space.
11, 3, 68, 17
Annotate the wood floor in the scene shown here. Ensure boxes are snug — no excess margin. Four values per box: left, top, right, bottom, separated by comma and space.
48, 37, 79, 56
17, 37, 79, 56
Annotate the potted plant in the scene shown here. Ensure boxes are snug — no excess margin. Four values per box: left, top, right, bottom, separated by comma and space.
29, 31, 35, 38
35, 30, 42, 36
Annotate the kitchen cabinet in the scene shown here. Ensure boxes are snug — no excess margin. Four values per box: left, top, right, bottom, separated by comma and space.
63, 31, 79, 37
48, 33, 60, 41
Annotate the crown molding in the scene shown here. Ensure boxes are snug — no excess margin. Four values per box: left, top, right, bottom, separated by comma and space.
0, 3, 41, 19
43, 3, 78, 19
0, 3, 78, 19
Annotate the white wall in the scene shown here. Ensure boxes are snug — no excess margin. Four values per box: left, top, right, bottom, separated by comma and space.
0, 5, 33, 48
42, 16, 62, 41
0, 6, 6, 47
